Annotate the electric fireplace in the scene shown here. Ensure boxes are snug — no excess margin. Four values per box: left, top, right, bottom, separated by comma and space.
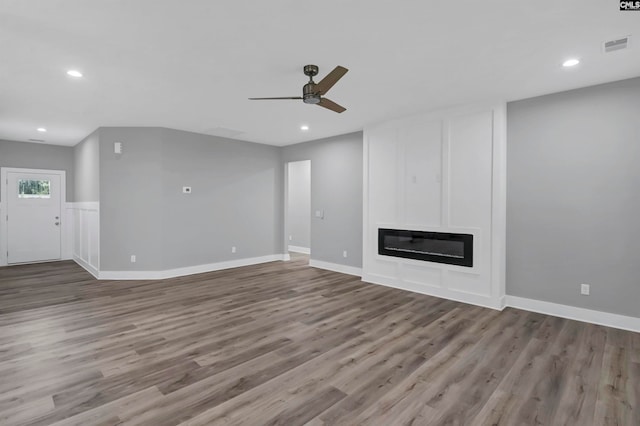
378, 228, 473, 267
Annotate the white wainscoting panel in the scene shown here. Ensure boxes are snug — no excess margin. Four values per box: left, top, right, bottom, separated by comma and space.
70, 202, 100, 277
0, 202, 4, 266
363, 104, 507, 309
62, 203, 74, 260
402, 262, 443, 289
403, 118, 442, 227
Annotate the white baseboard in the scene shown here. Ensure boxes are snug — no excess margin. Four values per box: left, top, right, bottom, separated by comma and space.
283, 253, 291, 261
359, 273, 639, 331
72, 248, 640, 333
362, 273, 505, 310
73, 255, 99, 279
309, 259, 362, 277
97, 254, 289, 280
288, 245, 310, 254
505, 295, 640, 333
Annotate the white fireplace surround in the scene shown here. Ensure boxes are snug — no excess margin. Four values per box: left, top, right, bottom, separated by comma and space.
363, 103, 507, 310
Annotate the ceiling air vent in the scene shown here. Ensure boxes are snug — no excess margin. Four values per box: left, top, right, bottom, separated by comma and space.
603, 36, 630, 53
28, 138, 45, 142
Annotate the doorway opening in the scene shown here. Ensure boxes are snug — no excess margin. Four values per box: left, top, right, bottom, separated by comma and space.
0, 167, 66, 266
285, 160, 311, 264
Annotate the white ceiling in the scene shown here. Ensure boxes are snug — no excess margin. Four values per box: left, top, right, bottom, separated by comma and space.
1, 0, 639, 147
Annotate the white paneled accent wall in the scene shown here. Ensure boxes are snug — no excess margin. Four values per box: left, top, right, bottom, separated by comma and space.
71, 202, 100, 278
62, 203, 75, 260
363, 105, 507, 309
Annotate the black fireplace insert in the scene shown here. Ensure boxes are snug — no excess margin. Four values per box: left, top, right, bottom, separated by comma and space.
378, 228, 473, 267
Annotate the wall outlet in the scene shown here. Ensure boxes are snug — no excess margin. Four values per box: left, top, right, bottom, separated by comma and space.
289, 235, 292, 241
182, 186, 192, 194
130, 255, 136, 263
315, 210, 324, 219
343, 250, 348, 258
114, 142, 122, 154
232, 246, 236, 253
581, 283, 590, 295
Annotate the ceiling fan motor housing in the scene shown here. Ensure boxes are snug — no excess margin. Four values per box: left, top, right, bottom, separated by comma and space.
303, 83, 321, 104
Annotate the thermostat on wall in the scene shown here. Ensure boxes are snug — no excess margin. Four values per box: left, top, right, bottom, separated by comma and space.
182, 186, 192, 194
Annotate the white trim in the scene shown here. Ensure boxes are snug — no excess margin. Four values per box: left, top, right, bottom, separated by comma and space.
62, 202, 74, 260
96, 254, 289, 280
309, 259, 362, 277
0, 167, 66, 267
74, 255, 100, 279
69, 201, 100, 211
357, 273, 639, 332
68, 202, 100, 272
0, 201, 3, 266
283, 162, 290, 257
505, 295, 640, 333
362, 104, 507, 308
490, 104, 508, 302
362, 273, 505, 310
288, 245, 310, 254
282, 253, 291, 261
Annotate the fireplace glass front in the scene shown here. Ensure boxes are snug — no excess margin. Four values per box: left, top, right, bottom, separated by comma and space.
378, 228, 473, 267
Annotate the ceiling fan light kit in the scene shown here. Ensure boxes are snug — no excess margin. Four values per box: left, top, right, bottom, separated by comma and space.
249, 64, 348, 113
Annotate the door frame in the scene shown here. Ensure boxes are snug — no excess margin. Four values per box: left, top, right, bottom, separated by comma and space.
0, 167, 66, 266
283, 159, 312, 260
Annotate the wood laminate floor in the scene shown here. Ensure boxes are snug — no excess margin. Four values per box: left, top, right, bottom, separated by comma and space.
0, 254, 638, 425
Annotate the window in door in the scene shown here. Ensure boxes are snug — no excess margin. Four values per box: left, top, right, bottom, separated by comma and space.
18, 179, 51, 199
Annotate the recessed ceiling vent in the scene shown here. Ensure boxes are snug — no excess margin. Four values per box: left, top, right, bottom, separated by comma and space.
603, 36, 630, 53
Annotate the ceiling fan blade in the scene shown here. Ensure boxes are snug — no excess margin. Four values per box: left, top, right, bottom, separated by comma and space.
314, 66, 348, 95
248, 97, 302, 100
317, 97, 346, 113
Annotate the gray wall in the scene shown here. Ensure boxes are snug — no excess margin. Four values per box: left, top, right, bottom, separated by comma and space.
160, 128, 282, 270
97, 127, 282, 271
282, 132, 363, 268
99, 128, 164, 271
0, 139, 74, 202
507, 77, 640, 318
287, 160, 311, 249
73, 130, 100, 202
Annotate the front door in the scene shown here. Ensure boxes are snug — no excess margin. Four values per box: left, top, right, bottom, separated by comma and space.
7, 171, 62, 264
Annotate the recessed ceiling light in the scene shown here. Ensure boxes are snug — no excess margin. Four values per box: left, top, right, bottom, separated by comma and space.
37, 127, 47, 132
562, 59, 580, 68
67, 70, 83, 77
300, 125, 309, 131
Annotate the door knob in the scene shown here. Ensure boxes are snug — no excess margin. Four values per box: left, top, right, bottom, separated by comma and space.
54, 222, 60, 226
55, 216, 59, 219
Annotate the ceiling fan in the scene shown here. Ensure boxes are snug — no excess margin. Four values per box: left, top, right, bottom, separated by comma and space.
249, 65, 349, 113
